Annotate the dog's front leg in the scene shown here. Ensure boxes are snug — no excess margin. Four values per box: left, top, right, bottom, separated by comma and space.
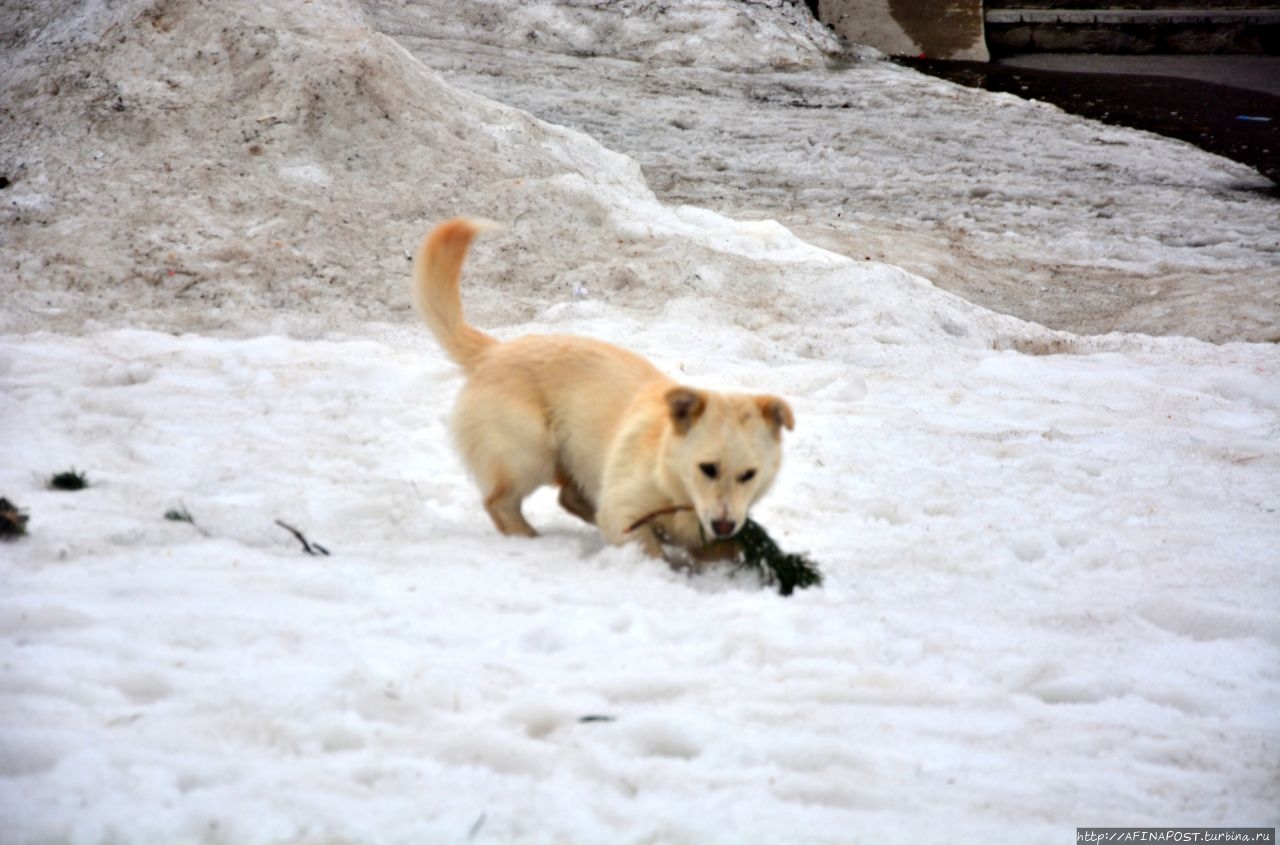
631, 527, 666, 558
598, 505, 664, 558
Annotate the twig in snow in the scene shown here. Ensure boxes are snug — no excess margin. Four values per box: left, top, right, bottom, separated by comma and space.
165, 502, 210, 537
275, 519, 330, 556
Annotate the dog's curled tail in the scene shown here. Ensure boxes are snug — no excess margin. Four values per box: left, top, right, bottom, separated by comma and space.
412, 217, 500, 368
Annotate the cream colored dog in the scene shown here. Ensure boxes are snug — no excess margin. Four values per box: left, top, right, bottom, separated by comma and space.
414, 218, 794, 557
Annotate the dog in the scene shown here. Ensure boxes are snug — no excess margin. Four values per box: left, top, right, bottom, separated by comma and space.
413, 218, 794, 558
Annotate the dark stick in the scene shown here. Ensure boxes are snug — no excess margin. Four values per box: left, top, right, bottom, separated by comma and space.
625, 504, 694, 534
275, 520, 330, 556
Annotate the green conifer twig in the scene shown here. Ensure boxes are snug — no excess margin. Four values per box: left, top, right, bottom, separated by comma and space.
733, 518, 823, 596
48, 469, 89, 491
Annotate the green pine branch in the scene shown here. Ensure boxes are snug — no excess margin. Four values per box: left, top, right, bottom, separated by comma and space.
733, 518, 823, 596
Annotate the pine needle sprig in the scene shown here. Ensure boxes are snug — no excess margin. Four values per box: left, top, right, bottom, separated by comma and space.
164, 504, 195, 524
48, 469, 90, 491
733, 518, 822, 596
164, 502, 212, 536
631, 504, 823, 596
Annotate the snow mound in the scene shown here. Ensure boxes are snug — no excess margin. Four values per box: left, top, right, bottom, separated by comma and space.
383, 10, 1278, 343
363, 0, 850, 70
1, 0, 1039, 354
0, 0, 629, 333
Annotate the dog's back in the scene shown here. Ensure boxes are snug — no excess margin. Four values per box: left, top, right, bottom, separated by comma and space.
459, 333, 669, 507
413, 219, 670, 536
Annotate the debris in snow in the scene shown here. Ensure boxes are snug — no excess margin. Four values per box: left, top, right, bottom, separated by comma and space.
731, 518, 823, 596
47, 469, 89, 491
163, 505, 196, 524
275, 519, 331, 556
0, 498, 29, 539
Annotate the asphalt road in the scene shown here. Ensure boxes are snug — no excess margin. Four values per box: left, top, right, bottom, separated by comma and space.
999, 54, 1280, 97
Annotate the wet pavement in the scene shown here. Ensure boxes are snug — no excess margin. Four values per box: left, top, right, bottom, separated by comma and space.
999, 54, 1280, 98
898, 54, 1280, 191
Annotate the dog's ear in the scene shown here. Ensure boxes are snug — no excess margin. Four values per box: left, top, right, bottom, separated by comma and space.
755, 395, 795, 437
666, 387, 706, 435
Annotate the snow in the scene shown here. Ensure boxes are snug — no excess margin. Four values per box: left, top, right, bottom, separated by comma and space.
371, 1, 1278, 343
2, 0, 1278, 842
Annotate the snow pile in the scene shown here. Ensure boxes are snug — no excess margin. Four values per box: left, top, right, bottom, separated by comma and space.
2, 0, 1279, 842
0, 0, 1052, 352
383, 5, 1279, 343
363, 0, 851, 70
0, 0, 648, 334
0, 0, 1018, 354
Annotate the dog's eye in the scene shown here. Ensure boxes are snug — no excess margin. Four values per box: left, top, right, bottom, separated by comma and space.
699, 462, 718, 480
737, 469, 757, 484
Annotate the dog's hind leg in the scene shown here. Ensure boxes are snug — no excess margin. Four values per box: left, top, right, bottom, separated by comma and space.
473, 445, 551, 538
475, 454, 550, 537
454, 384, 554, 538
484, 478, 539, 537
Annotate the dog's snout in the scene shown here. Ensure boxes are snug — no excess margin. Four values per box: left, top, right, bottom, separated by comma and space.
711, 518, 737, 538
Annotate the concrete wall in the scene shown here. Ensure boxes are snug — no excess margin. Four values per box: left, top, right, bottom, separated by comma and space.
985, 0, 1277, 9
818, 0, 990, 61
984, 6, 1280, 54
817, 1, 1278, 60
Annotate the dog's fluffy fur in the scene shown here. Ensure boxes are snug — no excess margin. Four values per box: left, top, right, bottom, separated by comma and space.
414, 218, 794, 556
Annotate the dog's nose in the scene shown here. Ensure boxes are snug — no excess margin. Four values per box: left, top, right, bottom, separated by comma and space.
711, 518, 737, 538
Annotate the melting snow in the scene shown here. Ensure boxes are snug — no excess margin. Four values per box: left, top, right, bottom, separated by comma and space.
1, 0, 1277, 842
